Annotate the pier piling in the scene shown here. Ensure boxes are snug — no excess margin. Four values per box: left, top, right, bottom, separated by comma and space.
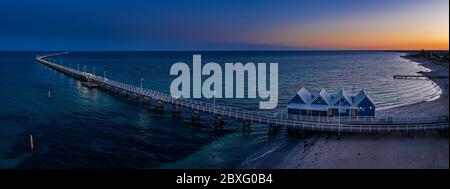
243, 121, 251, 130
191, 110, 200, 122
29, 134, 34, 151
214, 115, 224, 128
172, 104, 181, 117
156, 99, 164, 112
143, 97, 150, 106
268, 125, 280, 135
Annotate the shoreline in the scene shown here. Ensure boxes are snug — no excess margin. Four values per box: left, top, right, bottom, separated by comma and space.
268, 54, 449, 169
376, 54, 448, 118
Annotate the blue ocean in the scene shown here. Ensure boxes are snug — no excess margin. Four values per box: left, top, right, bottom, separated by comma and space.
0, 51, 441, 168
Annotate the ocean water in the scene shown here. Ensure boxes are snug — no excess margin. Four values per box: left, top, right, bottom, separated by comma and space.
0, 51, 441, 168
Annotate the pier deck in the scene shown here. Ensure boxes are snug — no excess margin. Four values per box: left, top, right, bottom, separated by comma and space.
393, 74, 449, 79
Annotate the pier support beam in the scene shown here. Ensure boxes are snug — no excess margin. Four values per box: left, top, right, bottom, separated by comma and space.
172, 104, 181, 117
137, 95, 145, 104
268, 125, 281, 135
243, 120, 251, 131
191, 110, 200, 122
156, 99, 164, 112
142, 97, 150, 106
120, 90, 127, 97
128, 93, 135, 102
134, 95, 140, 104
133, 94, 140, 103
214, 115, 224, 128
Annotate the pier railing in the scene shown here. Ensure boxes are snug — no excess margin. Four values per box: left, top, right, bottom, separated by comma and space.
274, 109, 448, 124
36, 53, 449, 133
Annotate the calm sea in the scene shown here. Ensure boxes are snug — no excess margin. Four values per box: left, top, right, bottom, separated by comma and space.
0, 51, 441, 168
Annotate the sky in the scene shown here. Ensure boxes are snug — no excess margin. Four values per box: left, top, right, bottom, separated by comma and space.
0, 0, 448, 51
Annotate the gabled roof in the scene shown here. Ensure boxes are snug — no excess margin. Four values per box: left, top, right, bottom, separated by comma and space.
297, 87, 312, 104
312, 88, 333, 105
288, 94, 304, 104
289, 87, 312, 104
354, 88, 375, 105
333, 89, 352, 105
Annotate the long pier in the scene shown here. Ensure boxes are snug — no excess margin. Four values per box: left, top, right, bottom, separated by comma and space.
37, 52, 449, 133
393, 74, 449, 79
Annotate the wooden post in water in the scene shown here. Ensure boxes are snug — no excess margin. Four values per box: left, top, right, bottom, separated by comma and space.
172, 104, 181, 116
156, 99, 164, 112
243, 120, 251, 130
191, 110, 200, 123
30, 134, 34, 151
214, 115, 224, 128
268, 124, 280, 136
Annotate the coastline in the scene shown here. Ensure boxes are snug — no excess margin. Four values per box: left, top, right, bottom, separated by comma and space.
269, 54, 449, 169
376, 55, 449, 118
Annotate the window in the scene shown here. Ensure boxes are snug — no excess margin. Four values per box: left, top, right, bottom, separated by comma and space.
317, 97, 322, 103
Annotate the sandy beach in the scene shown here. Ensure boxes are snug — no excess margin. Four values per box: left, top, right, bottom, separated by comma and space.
272, 55, 449, 169
284, 133, 448, 169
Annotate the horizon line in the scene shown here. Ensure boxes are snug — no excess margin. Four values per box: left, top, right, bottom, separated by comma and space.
1, 49, 448, 52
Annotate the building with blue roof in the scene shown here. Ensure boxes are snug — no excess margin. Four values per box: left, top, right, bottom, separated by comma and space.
353, 89, 376, 116
287, 87, 376, 117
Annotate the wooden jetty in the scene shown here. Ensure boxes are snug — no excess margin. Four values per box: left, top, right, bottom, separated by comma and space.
393, 75, 449, 79
36, 52, 449, 133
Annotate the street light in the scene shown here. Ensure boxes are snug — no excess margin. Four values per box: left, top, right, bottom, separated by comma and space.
213, 90, 216, 115
93, 67, 96, 76
103, 71, 106, 80
339, 100, 342, 135
140, 78, 144, 90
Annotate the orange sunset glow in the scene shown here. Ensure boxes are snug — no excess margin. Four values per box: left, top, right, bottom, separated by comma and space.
256, 0, 449, 50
